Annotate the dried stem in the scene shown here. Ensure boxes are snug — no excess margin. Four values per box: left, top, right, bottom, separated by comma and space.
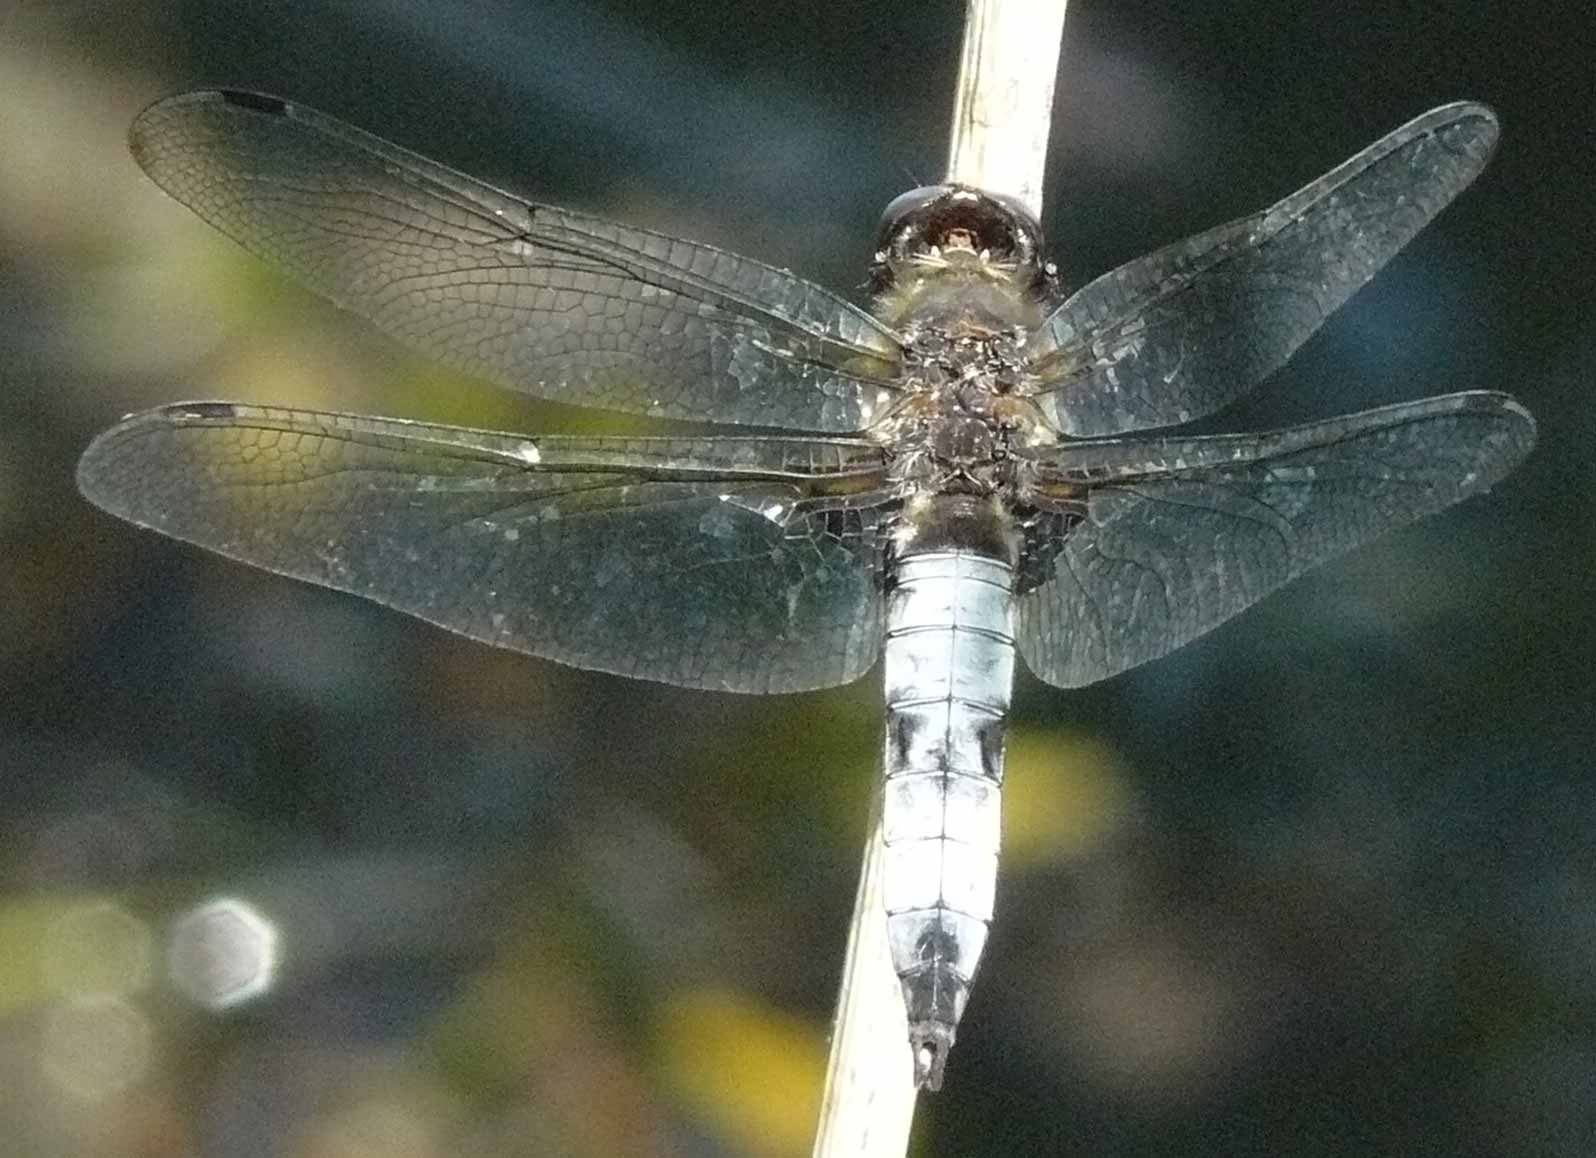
811, 1, 1068, 1154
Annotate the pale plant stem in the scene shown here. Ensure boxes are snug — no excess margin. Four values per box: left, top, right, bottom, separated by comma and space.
946, 0, 1069, 218
810, 1, 1068, 1154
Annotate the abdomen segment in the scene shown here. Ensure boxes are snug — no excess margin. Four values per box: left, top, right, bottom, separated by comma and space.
880, 546, 1015, 1089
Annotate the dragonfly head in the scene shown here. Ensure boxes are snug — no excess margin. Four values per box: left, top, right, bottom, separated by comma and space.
869, 184, 1051, 299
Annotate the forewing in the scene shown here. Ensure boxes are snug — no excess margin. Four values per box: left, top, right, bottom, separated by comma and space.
77, 403, 893, 693
130, 90, 902, 432
1014, 392, 1534, 687
1025, 103, 1499, 436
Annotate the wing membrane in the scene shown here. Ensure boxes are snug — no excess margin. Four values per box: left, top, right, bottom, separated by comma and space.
1014, 392, 1534, 686
1025, 103, 1499, 435
77, 403, 894, 692
130, 90, 903, 432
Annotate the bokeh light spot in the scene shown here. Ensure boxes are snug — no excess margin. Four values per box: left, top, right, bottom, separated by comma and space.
167, 896, 279, 1010
41, 995, 153, 1100
301, 1096, 443, 1158
41, 899, 153, 998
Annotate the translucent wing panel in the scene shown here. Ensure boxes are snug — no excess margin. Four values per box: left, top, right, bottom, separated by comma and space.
78, 403, 894, 693
130, 90, 902, 431
1014, 392, 1534, 687
1026, 104, 1498, 436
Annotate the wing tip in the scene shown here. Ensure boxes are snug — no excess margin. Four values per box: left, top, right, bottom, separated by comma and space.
129, 88, 293, 166
134, 87, 289, 117
217, 89, 289, 116
1414, 98, 1500, 163
1450, 388, 1535, 437
166, 400, 246, 422
1374, 390, 1536, 470
1427, 99, 1498, 128
76, 419, 136, 518
1480, 391, 1537, 469
76, 400, 240, 505
1378, 389, 1535, 488
1407, 100, 1498, 142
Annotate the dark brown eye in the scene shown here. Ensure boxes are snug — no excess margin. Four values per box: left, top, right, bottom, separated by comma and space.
876, 184, 958, 239
874, 185, 1044, 279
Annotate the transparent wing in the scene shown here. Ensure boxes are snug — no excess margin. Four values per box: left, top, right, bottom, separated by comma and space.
1013, 391, 1534, 687
130, 90, 903, 432
1025, 103, 1499, 436
78, 403, 895, 693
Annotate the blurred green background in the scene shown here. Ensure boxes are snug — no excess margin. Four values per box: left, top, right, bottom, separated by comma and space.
1, 0, 1591, 1154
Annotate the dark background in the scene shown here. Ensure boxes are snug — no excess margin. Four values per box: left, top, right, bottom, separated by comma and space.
2, 1, 1591, 1155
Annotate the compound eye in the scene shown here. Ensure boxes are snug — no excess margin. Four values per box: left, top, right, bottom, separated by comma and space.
875, 185, 958, 249
875, 185, 1044, 260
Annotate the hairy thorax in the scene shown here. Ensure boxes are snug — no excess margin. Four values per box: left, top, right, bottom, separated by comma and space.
870, 261, 1056, 499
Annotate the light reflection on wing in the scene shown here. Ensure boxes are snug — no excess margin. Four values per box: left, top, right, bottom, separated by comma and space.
77, 403, 895, 693
129, 90, 903, 432
1013, 391, 1534, 687
1025, 103, 1499, 436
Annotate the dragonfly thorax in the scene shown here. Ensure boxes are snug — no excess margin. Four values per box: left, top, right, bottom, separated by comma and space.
870, 191, 1054, 483
876, 341, 1045, 497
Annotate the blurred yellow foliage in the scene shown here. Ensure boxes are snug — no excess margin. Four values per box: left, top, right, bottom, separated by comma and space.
0, 898, 68, 1013
0, 897, 153, 1015
657, 987, 825, 1158
1001, 728, 1131, 866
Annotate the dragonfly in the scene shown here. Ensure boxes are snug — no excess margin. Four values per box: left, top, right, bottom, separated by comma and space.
79, 90, 1533, 1090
